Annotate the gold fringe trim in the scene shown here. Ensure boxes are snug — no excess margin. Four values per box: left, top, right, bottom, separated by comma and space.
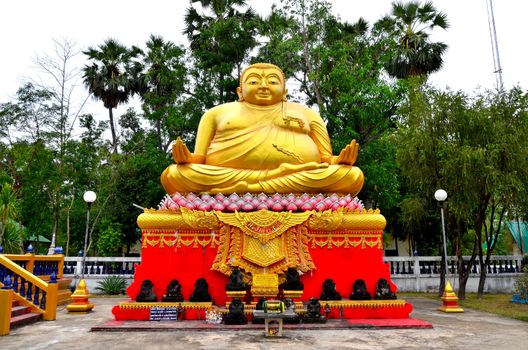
319, 300, 407, 308
142, 230, 220, 248
307, 231, 383, 249
118, 301, 212, 310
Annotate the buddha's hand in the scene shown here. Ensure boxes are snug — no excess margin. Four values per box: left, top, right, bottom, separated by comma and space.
334, 139, 359, 165
172, 137, 192, 164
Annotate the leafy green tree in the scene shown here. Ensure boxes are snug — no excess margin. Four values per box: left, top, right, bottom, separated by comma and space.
258, 0, 333, 109
258, 0, 403, 213
96, 221, 124, 256
0, 83, 58, 144
83, 39, 140, 154
184, 0, 261, 104
137, 35, 188, 152
375, 1, 449, 80
396, 84, 528, 298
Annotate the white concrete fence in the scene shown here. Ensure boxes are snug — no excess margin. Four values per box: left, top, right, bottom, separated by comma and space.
63, 255, 525, 294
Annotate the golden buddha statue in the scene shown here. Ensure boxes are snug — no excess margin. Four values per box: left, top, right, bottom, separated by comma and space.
161, 63, 364, 195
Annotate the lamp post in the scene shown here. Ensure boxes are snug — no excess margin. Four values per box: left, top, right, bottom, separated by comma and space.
434, 189, 449, 284
81, 191, 96, 280
67, 190, 96, 313
434, 189, 463, 312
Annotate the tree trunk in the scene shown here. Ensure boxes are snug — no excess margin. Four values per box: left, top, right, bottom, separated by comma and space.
474, 194, 489, 297
156, 119, 163, 153
478, 237, 496, 297
455, 220, 478, 300
108, 107, 118, 154
458, 275, 468, 299
477, 259, 488, 297
65, 196, 74, 256
0, 220, 5, 247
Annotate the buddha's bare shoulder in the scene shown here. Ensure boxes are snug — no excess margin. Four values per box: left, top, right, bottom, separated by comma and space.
206, 102, 241, 114
286, 101, 321, 119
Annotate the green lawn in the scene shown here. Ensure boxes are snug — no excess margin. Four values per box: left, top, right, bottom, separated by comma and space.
400, 292, 528, 322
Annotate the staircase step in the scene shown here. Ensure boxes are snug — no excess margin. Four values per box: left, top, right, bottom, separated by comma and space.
10, 312, 42, 329
57, 288, 72, 305
11, 305, 30, 317
56, 278, 72, 288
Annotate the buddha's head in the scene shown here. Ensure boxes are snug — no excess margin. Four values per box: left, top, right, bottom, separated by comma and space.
237, 63, 288, 106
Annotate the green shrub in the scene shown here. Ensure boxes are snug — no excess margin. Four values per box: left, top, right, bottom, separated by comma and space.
96, 222, 124, 257
95, 276, 127, 295
514, 265, 528, 298
521, 255, 528, 270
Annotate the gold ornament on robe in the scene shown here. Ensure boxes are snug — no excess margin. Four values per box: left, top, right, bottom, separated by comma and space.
160, 63, 364, 195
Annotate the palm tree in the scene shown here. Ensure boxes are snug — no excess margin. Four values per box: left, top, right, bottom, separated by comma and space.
377, 1, 449, 79
83, 39, 138, 153
0, 183, 20, 249
140, 35, 187, 152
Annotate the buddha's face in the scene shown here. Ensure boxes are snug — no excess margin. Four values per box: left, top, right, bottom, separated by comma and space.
237, 67, 287, 106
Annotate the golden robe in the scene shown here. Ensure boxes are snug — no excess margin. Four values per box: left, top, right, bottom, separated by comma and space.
161, 101, 364, 195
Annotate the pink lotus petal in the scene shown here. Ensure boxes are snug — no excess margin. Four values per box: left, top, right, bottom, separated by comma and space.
227, 203, 238, 212
286, 203, 298, 211
315, 202, 326, 211
242, 203, 254, 212
212, 203, 225, 211
257, 203, 268, 210
300, 193, 311, 201
315, 193, 325, 202
184, 200, 195, 210
271, 202, 284, 211
272, 193, 282, 201
300, 202, 313, 211
323, 198, 334, 206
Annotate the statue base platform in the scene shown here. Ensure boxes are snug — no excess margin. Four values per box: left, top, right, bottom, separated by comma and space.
111, 299, 412, 321
117, 208, 411, 320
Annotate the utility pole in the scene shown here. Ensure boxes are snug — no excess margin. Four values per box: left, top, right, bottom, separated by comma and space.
486, 0, 504, 90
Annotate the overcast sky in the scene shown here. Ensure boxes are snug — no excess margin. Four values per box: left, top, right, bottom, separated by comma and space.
1, 0, 524, 106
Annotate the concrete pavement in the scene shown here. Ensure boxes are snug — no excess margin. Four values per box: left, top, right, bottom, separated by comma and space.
1, 296, 526, 350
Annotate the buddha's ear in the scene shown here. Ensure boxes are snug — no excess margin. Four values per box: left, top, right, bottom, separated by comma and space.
236, 86, 244, 101
282, 88, 288, 101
